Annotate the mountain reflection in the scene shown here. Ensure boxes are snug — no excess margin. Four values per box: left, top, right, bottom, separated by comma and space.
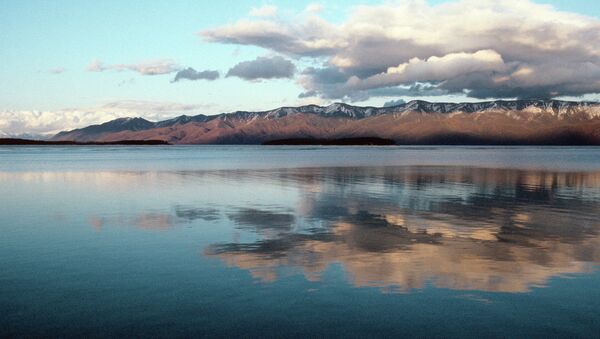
205, 167, 600, 292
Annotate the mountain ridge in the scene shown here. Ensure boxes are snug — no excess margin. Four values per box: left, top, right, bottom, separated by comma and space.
52, 99, 600, 145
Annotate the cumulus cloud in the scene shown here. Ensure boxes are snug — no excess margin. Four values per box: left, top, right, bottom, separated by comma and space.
201, 0, 600, 100
346, 50, 507, 91
249, 5, 278, 17
86, 59, 179, 75
0, 100, 213, 135
171, 68, 220, 82
226, 56, 296, 80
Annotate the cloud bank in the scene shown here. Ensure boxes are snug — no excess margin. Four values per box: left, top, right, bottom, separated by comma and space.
0, 100, 212, 136
201, 0, 600, 100
0, 110, 136, 136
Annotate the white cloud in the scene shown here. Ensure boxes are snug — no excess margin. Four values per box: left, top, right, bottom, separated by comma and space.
86, 59, 105, 72
249, 5, 278, 17
0, 110, 134, 136
347, 49, 507, 91
201, 18, 344, 56
86, 59, 179, 75
201, 0, 600, 100
305, 3, 324, 14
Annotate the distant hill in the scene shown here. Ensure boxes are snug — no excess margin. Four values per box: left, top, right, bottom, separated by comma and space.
263, 137, 395, 145
51, 100, 600, 145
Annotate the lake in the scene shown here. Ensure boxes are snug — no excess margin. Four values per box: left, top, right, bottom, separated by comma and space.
1, 146, 599, 337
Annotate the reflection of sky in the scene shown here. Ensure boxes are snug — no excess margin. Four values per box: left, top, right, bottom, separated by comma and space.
1, 165, 600, 294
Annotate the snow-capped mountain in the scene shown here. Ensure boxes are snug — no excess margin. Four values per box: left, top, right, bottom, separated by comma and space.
51, 99, 600, 144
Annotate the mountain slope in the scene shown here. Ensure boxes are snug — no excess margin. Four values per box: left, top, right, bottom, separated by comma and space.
51, 100, 600, 145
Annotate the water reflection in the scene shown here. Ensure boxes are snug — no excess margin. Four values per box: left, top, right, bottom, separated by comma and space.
204, 167, 600, 292
21, 166, 599, 293
228, 208, 296, 232
89, 213, 175, 231
175, 206, 221, 222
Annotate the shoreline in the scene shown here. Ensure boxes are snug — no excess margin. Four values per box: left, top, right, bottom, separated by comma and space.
0, 138, 170, 145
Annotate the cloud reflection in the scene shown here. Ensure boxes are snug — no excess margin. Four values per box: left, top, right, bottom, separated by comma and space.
175, 206, 221, 222
228, 208, 295, 232
206, 167, 600, 292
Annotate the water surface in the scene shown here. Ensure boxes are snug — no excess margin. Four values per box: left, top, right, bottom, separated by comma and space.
1, 146, 599, 337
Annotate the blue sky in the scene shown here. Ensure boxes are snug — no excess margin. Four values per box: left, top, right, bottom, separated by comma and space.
1, 0, 600, 134
1, 0, 372, 111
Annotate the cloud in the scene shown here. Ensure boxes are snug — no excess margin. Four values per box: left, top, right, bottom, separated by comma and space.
0, 100, 212, 135
348, 50, 507, 91
86, 59, 179, 75
172, 67, 220, 82
0, 110, 133, 136
249, 5, 278, 17
297, 67, 450, 100
86, 59, 104, 72
201, 0, 600, 100
226, 56, 296, 80
305, 3, 324, 14
383, 99, 406, 107
48, 67, 66, 74
201, 18, 342, 57
100, 100, 208, 113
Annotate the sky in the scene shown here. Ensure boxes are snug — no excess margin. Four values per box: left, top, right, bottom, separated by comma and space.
2, 0, 600, 135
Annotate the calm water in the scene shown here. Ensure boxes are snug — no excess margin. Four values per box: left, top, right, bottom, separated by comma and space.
1, 146, 600, 337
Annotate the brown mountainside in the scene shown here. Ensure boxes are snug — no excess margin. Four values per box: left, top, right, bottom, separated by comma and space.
51, 100, 600, 145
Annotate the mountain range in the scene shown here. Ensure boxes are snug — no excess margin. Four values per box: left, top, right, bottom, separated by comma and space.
51, 100, 600, 145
